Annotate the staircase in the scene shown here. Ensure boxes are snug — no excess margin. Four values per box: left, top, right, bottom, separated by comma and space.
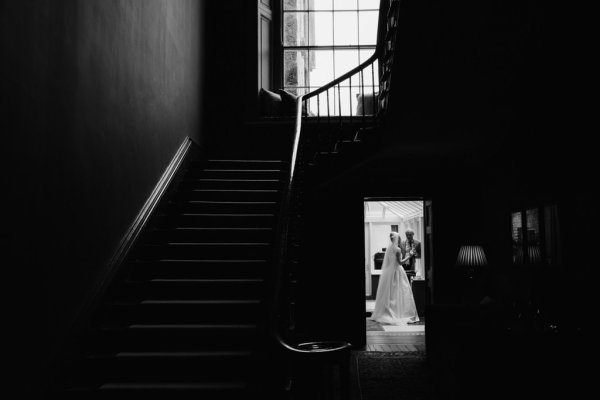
53, 1, 400, 396
56, 158, 286, 399
306, 125, 381, 188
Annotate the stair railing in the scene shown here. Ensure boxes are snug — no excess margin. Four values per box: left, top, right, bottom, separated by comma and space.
268, 0, 402, 394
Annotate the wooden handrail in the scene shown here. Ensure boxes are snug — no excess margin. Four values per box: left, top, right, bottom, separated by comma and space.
269, 0, 393, 357
272, 94, 352, 356
303, 49, 380, 100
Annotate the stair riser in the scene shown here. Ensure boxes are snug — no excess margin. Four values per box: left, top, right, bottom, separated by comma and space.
131, 262, 268, 280
181, 180, 282, 190
183, 190, 280, 202
102, 303, 261, 324
166, 201, 279, 214
119, 281, 264, 301
144, 228, 274, 243
62, 387, 248, 400
156, 214, 275, 228
136, 244, 271, 260
59, 158, 287, 397
90, 329, 261, 352
198, 170, 284, 180
198, 160, 286, 170
75, 356, 253, 383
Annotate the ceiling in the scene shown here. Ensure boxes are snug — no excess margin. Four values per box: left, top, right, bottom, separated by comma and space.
365, 201, 423, 219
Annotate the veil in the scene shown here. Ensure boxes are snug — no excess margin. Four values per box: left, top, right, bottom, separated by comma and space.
381, 232, 400, 271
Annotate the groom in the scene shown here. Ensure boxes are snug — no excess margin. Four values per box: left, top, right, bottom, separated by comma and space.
400, 229, 421, 280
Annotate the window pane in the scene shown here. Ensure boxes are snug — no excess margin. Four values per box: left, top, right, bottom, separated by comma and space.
359, 50, 378, 86
526, 208, 541, 264
358, 11, 378, 45
284, 50, 308, 87
334, 0, 358, 10
359, 0, 380, 10
351, 86, 362, 115
512, 211, 523, 264
338, 86, 352, 115
310, 0, 333, 10
308, 50, 334, 87
321, 87, 339, 116
283, 0, 308, 10
355, 86, 378, 115
306, 88, 335, 117
334, 49, 359, 78
310, 12, 333, 45
283, 12, 309, 46
359, 48, 376, 61
334, 11, 358, 45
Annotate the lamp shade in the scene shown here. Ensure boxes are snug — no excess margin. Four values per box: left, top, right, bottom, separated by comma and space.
455, 245, 488, 267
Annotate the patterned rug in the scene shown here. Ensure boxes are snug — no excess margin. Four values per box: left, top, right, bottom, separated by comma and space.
354, 351, 434, 400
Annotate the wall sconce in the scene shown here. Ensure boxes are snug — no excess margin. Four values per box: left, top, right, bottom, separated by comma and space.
456, 245, 488, 278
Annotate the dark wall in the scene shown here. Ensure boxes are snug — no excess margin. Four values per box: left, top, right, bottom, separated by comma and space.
2, 0, 204, 394
203, 0, 254, 154
292, 0, 593, 346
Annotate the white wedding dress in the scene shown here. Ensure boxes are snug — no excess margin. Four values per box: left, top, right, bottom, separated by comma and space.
370, 232, 419, 325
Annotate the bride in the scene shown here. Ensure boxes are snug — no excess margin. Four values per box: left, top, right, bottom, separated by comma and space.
370, 232, 419, 325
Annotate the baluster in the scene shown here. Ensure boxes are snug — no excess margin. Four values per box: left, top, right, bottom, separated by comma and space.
348, 75, 353, 122
337, 83, 342, 120
317, 94, 320, 120
326, 89, 331, 125
371, 63, 376, 120
337, 83, 342, 151
361, 69, 365, 124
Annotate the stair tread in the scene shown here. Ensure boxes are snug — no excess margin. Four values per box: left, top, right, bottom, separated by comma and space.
179, 213, 275, 216
192, 189, 279, 192
164, 242, 270, 245
173, 227, 272, 230
114, 300, 260, 305
197, 179, 280, 182
138, 259, 268, 263
202, 169, 282, 172
103, 324, 258, 330
58, 153, 286, 395
88, 351, 253, 358
99, 382, 246, 390
148, 278, 264, 283
207, 159, 284, 162
187, 201, 277, 204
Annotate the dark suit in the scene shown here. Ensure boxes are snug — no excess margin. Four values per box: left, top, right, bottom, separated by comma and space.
400, 239, 421, 277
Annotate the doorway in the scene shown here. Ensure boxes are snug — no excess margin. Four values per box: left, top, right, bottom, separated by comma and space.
363, 199, 431, 351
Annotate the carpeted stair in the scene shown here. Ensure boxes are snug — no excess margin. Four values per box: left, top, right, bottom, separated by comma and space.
54, 158, 287, 399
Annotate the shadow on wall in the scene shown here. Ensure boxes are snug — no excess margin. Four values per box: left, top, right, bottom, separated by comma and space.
3, 0, 205, 395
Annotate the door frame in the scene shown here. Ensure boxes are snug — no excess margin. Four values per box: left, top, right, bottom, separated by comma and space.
362, 196, 434, 325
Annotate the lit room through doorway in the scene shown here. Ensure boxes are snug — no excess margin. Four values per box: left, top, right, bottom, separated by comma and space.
364, 199, 427, 351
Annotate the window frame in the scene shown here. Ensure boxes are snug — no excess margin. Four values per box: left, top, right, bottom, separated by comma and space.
511, 204, 560, 266
280, 1, 379, 95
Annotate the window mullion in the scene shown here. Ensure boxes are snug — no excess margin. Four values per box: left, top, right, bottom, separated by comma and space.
307, 7, 310, 91
282, 1, 380, 112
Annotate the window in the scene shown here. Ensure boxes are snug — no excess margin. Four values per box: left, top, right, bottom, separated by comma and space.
512, 205, 561, 265
282, 0, 380, 115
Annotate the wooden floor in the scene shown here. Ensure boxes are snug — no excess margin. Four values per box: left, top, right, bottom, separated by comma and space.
364, 325, 425, 352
